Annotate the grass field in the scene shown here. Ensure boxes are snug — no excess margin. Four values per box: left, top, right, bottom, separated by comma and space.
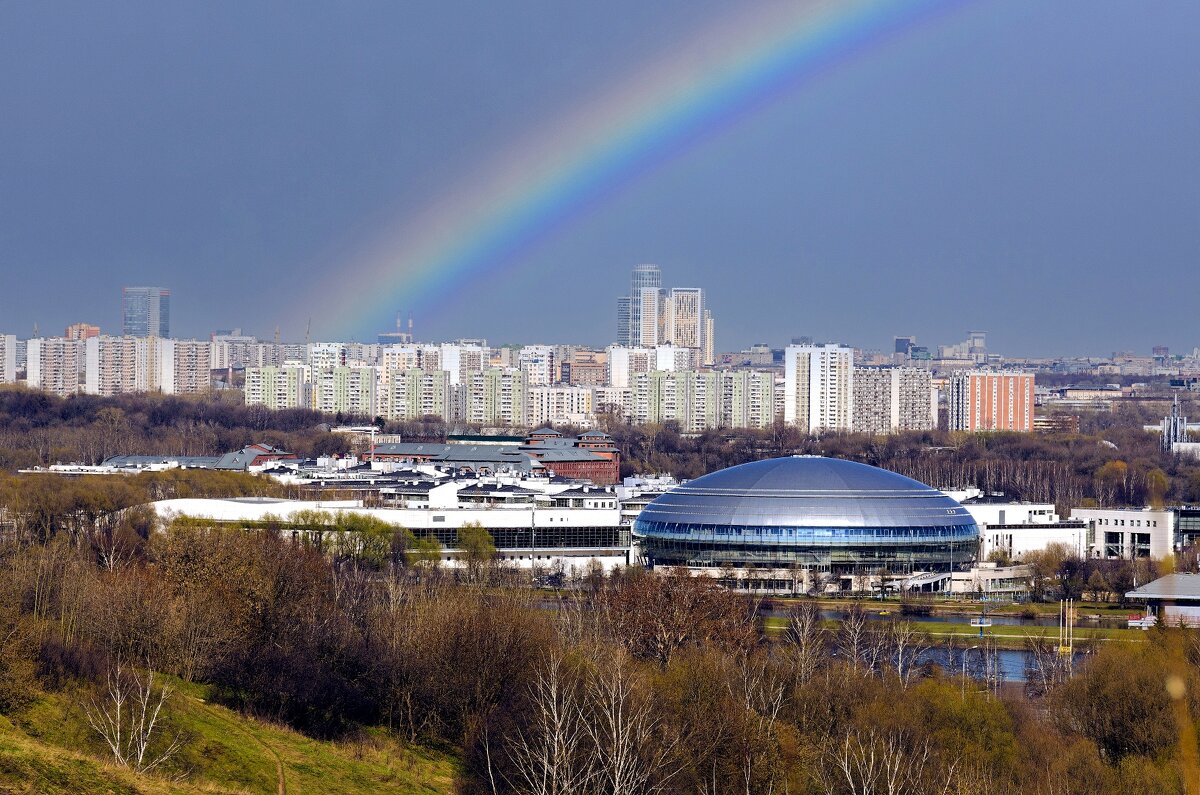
0, 681, 459, 794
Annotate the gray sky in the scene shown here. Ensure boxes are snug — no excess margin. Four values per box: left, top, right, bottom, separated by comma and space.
2, 1, 1198, 356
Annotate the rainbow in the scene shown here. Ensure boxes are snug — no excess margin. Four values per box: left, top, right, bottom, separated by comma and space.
319, 0, 969, 340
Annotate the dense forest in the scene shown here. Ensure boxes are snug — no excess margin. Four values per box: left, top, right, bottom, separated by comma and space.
2, 386, 1199, 513
0, 513, 1197, 794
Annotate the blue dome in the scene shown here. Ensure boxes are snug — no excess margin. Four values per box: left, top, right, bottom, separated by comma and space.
638, 456, 973, 531
634, 456, 977, 575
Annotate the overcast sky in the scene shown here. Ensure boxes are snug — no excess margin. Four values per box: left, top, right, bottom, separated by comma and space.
2, 1, 1198, 356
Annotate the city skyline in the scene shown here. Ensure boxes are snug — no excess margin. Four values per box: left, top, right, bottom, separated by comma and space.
3, 1, 1199, 354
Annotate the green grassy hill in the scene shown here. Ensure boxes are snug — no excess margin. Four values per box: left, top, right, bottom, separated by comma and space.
0, 682, 458, 794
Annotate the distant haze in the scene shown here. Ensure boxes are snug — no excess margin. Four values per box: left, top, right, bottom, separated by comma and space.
2, 1, 1198, 356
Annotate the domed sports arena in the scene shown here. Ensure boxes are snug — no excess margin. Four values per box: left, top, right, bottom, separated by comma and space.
633, 456, 978, 591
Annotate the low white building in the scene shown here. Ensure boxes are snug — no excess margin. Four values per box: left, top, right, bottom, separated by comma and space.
1070, 507, 1174, 559
958, 495, 1086, 559
152, 480, 630, 575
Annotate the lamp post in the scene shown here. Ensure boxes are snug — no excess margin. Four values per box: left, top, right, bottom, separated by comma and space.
962, 645, 979, 699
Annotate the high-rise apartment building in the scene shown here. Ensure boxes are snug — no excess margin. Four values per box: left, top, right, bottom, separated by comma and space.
527, 386, 593, 428
467, 368, 525, 427
65, 323, 100, 341
156, 339, 212, 394
380, 368, 450, 422
518, 345, 555, 387
664, 287, 705, 353
630, 369, 719, 432
244, 364, 310, 410
122, 287, 170, 338
720, 370, 776, 429
637, 287, 662, 347
0, 335, 16, 384
26, 338, 84, 397
783, 344, 854, 433
85, 336, 150, 396
312, 366, 378, 417
606, 346, 654, 388
948, 370, 1034, 432
852, 367, 936, 435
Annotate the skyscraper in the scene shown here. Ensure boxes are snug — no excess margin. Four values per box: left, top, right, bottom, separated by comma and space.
665, 287, 704, 350
616, 296, 633, 347
122, 287, 171, 338
627, 264, 661, 347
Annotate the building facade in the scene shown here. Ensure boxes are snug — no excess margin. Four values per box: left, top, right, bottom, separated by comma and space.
122, 287, 170, 338
783, 344, 854, 433
25, 338, 83, 397
948, 370, 1034, 432
244, 364, 310, 410
852, 367, 936, 435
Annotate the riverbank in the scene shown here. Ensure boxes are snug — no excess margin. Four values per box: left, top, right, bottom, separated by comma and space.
760, 615, 1147, 650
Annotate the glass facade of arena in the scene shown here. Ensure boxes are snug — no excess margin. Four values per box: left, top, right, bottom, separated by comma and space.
634, 519, 978, 574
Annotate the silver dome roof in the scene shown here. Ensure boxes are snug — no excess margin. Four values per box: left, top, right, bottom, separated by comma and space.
637, 456, 975, 531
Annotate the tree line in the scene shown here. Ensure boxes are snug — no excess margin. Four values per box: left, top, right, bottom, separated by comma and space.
1, 514, 1199, 793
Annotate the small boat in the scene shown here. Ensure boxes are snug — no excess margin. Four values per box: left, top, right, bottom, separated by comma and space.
878, 610, 891, 616
1128, 614, 1157, 630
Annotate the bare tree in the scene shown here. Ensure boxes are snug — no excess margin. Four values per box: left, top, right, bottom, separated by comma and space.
728, 650, 787, 795
502, 652, 596, 795
585, 646, 683, 795
782, 600, 826, 684
887, 621, 932, 687
818, 727, 959, 795
836, 604, 871, 672
84, 660, 182, 775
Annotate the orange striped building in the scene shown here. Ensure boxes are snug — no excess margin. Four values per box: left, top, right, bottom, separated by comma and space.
948, 370, 1034, 432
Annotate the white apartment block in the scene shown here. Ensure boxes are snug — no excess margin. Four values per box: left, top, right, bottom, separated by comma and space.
519, 345, 556, 387
527, 386, 593, 428
1071, 507, 1174, 560
210, 336, 272, 370
655, 344, 695, 372
606, 346, 654, 388
380, 368, 450, 422
0, 334, 17, 383
25, 338, 84, 397
783, 344, 854, 433
311, 366, 378, 417
380, 345, 421, 373
592, 386, 633, 419
244, 364, 310, 410
85, 336, 150, 396
157, 339, 212, 394
851, 367, 936, 435
437, 343, 488, 386
467, 368, 525, 427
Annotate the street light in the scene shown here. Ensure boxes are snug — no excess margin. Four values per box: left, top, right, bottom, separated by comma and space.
962, 645, 979, 699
